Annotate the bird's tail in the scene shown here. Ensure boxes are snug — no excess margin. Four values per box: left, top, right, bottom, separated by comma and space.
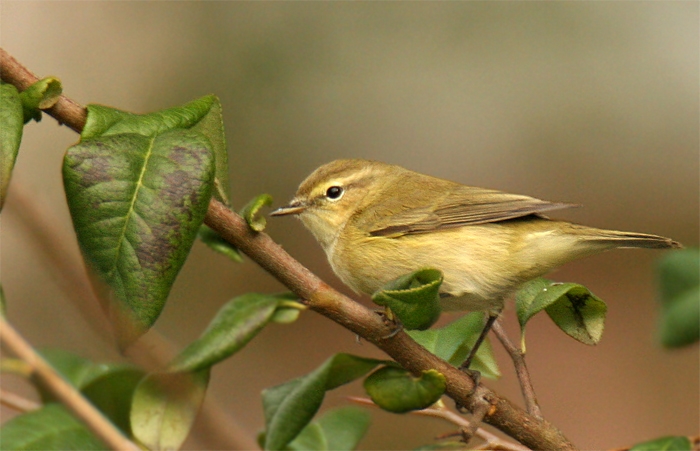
581, 227, 682, 250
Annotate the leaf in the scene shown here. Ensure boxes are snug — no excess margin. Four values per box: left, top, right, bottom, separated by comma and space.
658, 248, 699, 303
372, 268, 443, 331
240, 193, 274, 232
408, 312, 500, 380
168, 293, 298, 372
363, 366, 446, 413
19, 76, 62, 122
288, 406, 371, 451
0, 82, 23, 210
198, 224, 243, 262
516, 278, 607, 349
658, 287, 700, 348
37, 349, 145, 434
63, 129, 215, 347
82, 96, 229, 204
0, 404, 106, 450
657, 248, 700, 347
630, 436, 692, 451
131, 369, 210, 451
262, 354, 384, 451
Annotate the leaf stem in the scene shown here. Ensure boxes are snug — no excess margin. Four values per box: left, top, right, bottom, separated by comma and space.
0, 317, 140, 451
0, 388, 42, 412
492, 319, 542, 419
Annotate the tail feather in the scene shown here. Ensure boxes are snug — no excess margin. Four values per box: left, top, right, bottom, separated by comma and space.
586, 230, 682, 250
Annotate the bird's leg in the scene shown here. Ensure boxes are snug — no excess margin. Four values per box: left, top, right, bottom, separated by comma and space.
459, 312, 499, 371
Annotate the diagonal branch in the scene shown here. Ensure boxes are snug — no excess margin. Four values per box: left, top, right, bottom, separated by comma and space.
0, 47, 578, 451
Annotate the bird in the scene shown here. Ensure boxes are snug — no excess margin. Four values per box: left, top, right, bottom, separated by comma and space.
272, 159, 681, 365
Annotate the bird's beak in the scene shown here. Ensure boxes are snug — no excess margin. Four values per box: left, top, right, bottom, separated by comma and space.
270, 201, 307, 217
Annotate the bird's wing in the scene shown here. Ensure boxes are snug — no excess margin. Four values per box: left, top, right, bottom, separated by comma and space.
368, 186, 576, 237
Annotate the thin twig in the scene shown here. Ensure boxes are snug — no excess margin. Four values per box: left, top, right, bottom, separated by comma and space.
0, 388, 42, 412
0, 317, 140, 451
0, 47, 578, 451
348, 396, 532, 451
492, 320, 542, 419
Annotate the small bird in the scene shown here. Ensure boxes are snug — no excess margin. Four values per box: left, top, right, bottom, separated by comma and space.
272, 159, 680, 362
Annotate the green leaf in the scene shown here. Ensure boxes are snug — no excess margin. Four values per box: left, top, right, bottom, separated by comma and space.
0, 404, 106, 450
288, 406, 371, 451
658, 287, 700, 348
131, 369, 210, 451
0, 82, 23, 210
63, 129, 215, 347
658, 248, 699, 303
37, 349, 145, 434
630, 435, 692, 451
372, 268, 443, 331
657, 248, 700, 348
516, 278, 607, 349
81, 96, 229, 204
198, 224, 243, 262
408, 312, 500, 380
240, 193, 274, 232
19, 77, 62, 123
169, 293, 298, 372
262, 354, 383, 451
363, 366, 446, 413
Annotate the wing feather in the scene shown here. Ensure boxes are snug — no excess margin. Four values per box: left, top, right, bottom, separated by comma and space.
368, 185, 575, 237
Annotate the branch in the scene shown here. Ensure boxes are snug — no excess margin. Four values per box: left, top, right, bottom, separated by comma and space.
0, 388, 42, 413
0, 47, 578, 451
492, 320, 542, 419
0, 317, 140, 451
349, 396, 532, 451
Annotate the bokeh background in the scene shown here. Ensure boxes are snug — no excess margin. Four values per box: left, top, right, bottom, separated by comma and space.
1, 2, 698, 450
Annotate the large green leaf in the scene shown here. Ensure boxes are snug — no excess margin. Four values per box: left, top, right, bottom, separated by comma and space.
408, 312, 500, 380
262, 354, 384, 451
372, 269, 443, 331
287, 406, 371, 451
81, 96, 229, 204
363, 366, 445, 413
0, 404, 106, 450
516, 278, 607, 351
169, 292, 301, 372
0, 82, 23, 210
657, 249, 700, 347
130, 369, 210, 451
63, 129, 215, 346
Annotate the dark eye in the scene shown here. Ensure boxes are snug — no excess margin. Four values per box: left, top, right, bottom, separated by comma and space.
325, 186, 344, 200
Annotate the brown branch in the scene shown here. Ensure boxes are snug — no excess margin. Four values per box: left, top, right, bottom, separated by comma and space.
0, 47, 578, 451
0, 317, 140, 451
492, 320, 542, 419
348, 396, 532, 451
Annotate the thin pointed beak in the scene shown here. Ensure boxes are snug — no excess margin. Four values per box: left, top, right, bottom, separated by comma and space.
270, 201, 307, 217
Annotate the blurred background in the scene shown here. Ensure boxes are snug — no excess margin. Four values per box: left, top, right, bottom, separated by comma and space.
1, 2, 698, 450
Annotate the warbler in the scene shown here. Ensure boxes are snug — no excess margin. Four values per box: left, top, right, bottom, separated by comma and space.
272, 159, 680, 359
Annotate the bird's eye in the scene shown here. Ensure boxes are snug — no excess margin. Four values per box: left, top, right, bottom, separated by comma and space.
325, 186, 344, 200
